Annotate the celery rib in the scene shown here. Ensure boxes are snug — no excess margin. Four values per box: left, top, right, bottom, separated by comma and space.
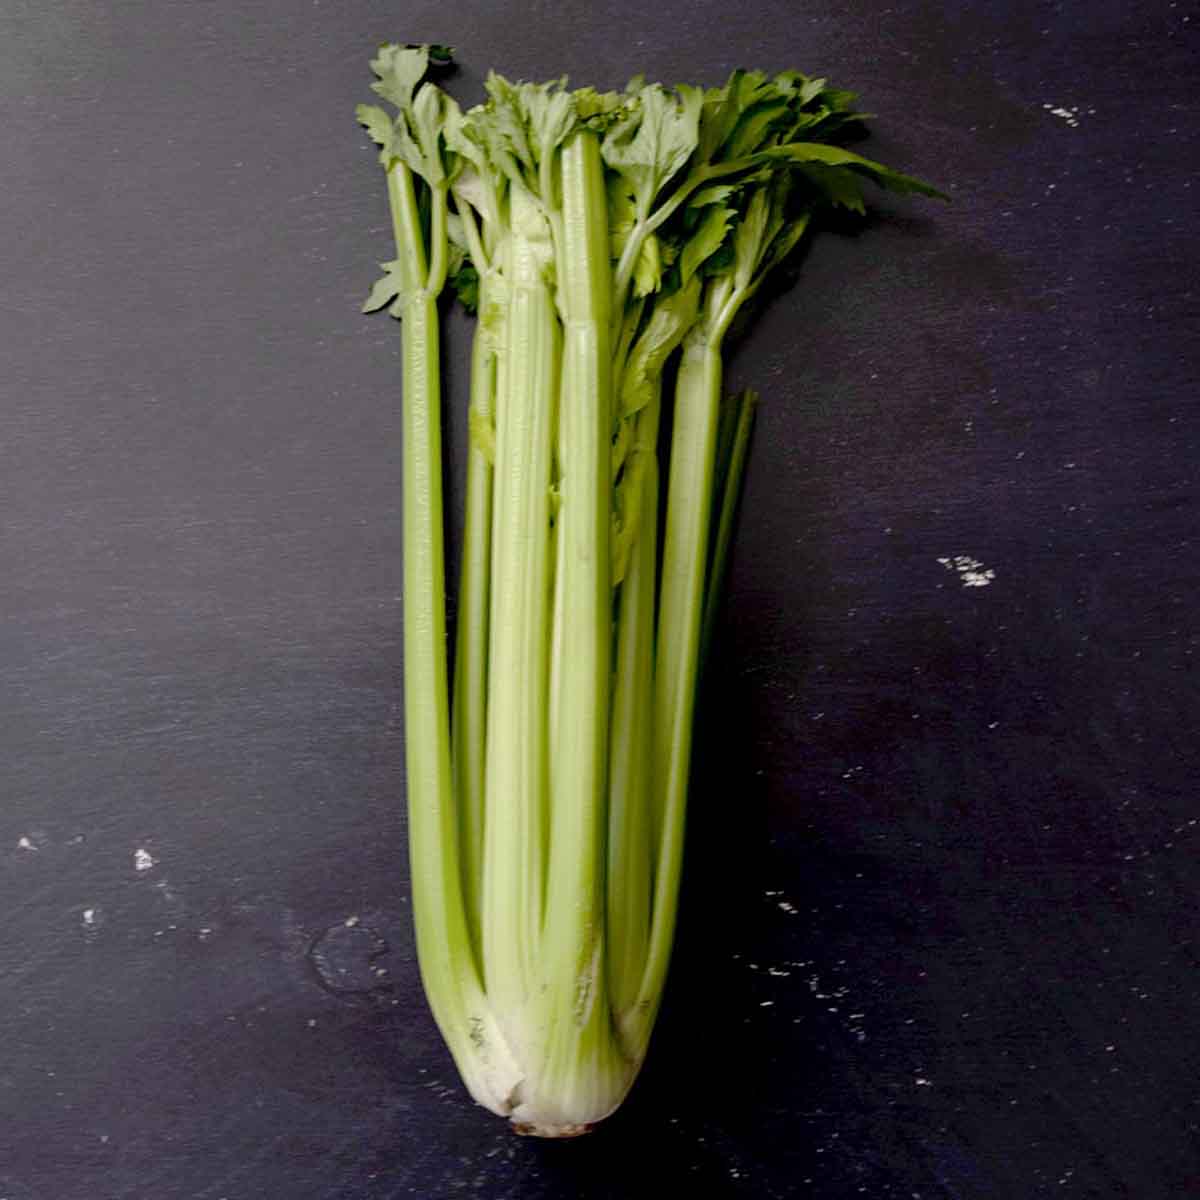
635, 335, 724, 1045
532, 130, 624, 1131
481, 232, 558, 1054
387, 162, 522, 1115
451, 277, 497, 964
359, 43, 943, 1136
702, 389, 757, 665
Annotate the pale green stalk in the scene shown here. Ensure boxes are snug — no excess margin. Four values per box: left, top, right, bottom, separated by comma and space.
527, 129, 625, 1134
632, 331, 724, 1049
481, 209, 558, 1055
605, 395, 659, 1025
701, 389, 757, 665
386, 157, 523, 1115
605, 275, 702, 1028
451, 267, 497, 957
547, 475, 565, 817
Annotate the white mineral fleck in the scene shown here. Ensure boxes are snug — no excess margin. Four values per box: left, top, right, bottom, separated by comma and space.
938, 555, 996, 588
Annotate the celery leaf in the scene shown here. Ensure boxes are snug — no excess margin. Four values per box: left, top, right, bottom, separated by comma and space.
602, 84, 701, 219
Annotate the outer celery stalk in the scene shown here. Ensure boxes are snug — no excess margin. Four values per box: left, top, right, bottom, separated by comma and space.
633, 332, 724, 1048
400, 283, 464, 1002
701, 389, 757, 664
388, 162, 461, 1016
604, 282, 704, 1033
386, 160, 523, 1117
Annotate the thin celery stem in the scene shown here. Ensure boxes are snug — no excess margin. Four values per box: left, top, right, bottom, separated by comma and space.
606, 393, 661, 1027
384, 161, 495, 1096
547, 487, 565, 836
700, 390, 757, 667
401, 289, 462, 992
387, 165, 428, 292
451, 275, 496, 962
426, 182, 450, 293
633, 335, 724, 1047
612, 299, 646, 400
455, 200, 490, 274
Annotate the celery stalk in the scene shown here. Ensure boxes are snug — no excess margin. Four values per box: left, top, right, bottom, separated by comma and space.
702, 389, 758, 664
357, 43, 943, 1137
605, 401, 658, 1024
385, 156, 524, 1117
481, 210, 558, 1057
525, 129, 620, 1134
633, 333, 724, 1048
451, 271, 496, 959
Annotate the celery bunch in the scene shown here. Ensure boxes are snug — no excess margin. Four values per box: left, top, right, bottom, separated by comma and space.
356, 44, 941, 1137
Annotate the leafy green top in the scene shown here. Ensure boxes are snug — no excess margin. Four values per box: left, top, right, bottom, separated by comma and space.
357, 45, 946, 337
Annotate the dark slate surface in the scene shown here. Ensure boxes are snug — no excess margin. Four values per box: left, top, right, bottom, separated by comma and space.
2, 2, 1197, 1197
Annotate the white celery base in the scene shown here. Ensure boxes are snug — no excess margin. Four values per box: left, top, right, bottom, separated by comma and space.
440, 999, 645, 1137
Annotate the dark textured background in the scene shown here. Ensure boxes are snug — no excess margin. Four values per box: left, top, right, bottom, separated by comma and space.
2, 2, 1197, 1197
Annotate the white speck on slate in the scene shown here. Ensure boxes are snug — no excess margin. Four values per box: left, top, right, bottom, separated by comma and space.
134, 848, 156, 873
17, 836, 38, 852
1042, 102, 1093, 128
82, 908, 97, 926
938, 555, 996, 588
